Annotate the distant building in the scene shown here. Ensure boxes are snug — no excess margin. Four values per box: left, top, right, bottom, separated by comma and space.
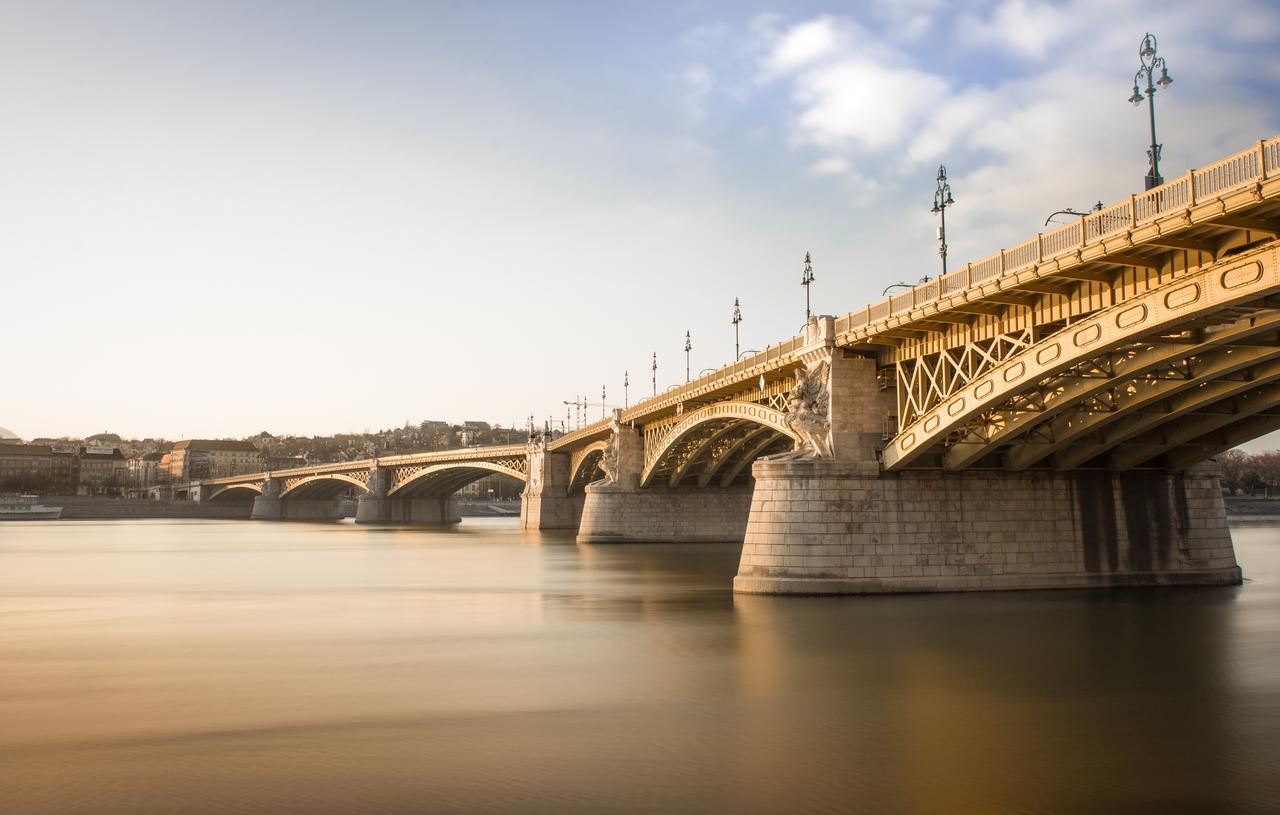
0, 443, 53, 491
78, 447, 126, 493
49, 450, 79, 495
264, 455, 307, 472
462, 421, 491, 431
167, 440, 263, 481
127, 452, 165, 489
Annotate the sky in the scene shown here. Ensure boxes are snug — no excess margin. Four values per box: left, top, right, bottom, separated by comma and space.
3, 0, 1280, 444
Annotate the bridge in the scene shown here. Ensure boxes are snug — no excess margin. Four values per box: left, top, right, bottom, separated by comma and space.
188, 135, 1280, 595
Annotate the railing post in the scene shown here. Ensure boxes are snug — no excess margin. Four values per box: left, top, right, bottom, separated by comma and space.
999, 251, 1006, 276
965, 263, 972, 287
1187, 169, 1197, 206
1036, 233, 1043, 263
1129, 193, 1137, 228
1260, 140, 1268, 181
1079, 215, 1087, 248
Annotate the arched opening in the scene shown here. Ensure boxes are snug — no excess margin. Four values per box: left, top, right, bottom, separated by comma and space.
569, 442, 608, 493
391, 463, 527, 499
641, 402, 798, 488
279, 474, 366, 521
207, 485, 261, 504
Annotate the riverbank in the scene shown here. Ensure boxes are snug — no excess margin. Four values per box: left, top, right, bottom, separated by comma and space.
1225, 496, 1280, 522
13, 495, 522, 521
38, 496, 252, 520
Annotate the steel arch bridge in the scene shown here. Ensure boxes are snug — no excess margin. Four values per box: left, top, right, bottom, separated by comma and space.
185, 135, 1280, 516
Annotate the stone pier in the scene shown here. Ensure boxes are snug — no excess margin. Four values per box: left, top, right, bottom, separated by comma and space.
355, 494, 460, 524
734, 461, 1241, 594
575, 411, 752, 543
250, 476, 346, 522
578, 482, 753, 543
520, 444, 582, 530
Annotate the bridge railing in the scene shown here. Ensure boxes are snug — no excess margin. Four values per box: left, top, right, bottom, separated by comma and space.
837, 134, 1279, 334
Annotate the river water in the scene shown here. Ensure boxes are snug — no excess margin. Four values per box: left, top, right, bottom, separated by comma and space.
1, 518, 1279, 814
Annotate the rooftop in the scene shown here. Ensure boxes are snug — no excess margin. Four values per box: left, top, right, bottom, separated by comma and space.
171, 439, 260, 453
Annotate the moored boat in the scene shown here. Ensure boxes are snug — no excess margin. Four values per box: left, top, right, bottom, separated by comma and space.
0, 494, 63, 520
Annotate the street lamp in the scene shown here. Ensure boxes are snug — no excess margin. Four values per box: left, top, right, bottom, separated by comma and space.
931, 165, 955, 277
1043, 202, 1104, 226
651, 352, 657, 397
601, 385, 606, 421
731, 297, 742, 360
800, 253, 815, 320
684, 330, 692, 383
1129, 32, 1173, 190
624, 371, 629, 409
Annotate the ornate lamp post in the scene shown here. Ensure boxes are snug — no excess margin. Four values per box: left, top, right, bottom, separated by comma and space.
800, 253, 814, 320
931, 165, 955, 277
623, 371, 629, 409
601, 385, 606, 421
731, 297, 742, 359
651, 352, 657, 397
684, 330, 692, 383
1128, 33, 1173, 190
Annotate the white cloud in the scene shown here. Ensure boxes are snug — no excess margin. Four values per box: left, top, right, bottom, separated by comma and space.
751, 14, 950, 158
793, 59, 949, 151
869, 0, 943, 42
679, 63, 714, 121
810, 156, 851, 174
956, 0, 1073, 60
764, 15, 844, 73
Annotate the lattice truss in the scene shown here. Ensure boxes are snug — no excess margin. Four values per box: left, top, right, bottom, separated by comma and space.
390, 455, 528, 495
641, 371, 799, 463
895, 329, 1032, 426
929, 313, 1280, 470
282, 469, 369, 493
569, 447, 605, 491
645, 418, 791, 488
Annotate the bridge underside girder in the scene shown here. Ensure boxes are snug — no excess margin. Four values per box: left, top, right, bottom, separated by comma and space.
282, 476, 364, 501
885, 236, 1280, 472
393, 466, 524, 498
908, 307, 1280, 472
643, 416, 792, 489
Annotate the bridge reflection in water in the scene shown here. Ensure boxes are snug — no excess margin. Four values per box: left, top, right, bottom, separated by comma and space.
184, 135, 1280, 595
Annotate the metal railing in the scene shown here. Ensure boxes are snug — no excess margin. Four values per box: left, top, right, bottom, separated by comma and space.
836, 135, 1278, 334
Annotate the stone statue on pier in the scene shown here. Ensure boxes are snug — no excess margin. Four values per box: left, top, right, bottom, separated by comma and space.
769, 356, 833, 460
261, 474, 281, 498
366, 461, 387, 497
598, 413, 624, 484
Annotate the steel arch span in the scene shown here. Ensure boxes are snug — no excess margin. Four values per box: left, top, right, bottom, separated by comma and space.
389, 461, 527, 498
641, 401, 798, 488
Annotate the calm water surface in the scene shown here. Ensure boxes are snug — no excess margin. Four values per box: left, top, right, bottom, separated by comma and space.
2, 518, 1279, 814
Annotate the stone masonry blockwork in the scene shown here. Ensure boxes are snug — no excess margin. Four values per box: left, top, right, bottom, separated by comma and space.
733, 459, 1241, 594
578, 483, 753, 543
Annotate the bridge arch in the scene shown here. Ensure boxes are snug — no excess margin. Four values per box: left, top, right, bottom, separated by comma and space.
641, 401, 798, 488
208, 484, 262, 502
884, 248, 1280, 472
389, 461, 526, 498
569, 440, 608, 492
279, 473, 368, 500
